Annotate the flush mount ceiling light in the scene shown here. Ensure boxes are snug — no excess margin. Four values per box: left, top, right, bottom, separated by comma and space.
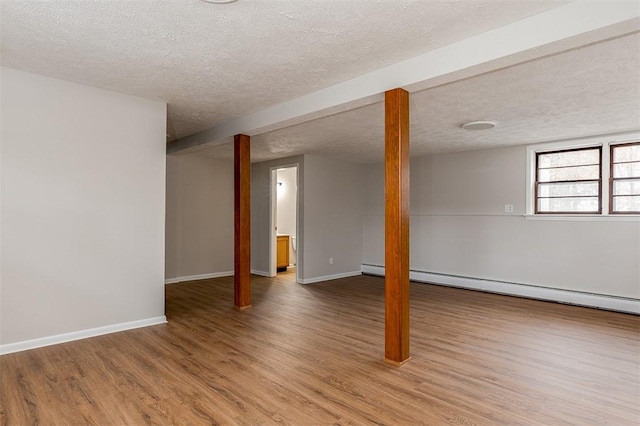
461, 121, 496, 131
201, 0, 239, 3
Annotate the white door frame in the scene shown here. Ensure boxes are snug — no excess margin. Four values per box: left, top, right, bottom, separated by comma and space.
270, 164, 299, 282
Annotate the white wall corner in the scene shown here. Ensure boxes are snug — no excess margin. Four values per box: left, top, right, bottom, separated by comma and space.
361, 264, 639, 315
251, 269, 271, 277
298, 270, 362, 285
164, 271, 234, 284
0, 316, 167, 356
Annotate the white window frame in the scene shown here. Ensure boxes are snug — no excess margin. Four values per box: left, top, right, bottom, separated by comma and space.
526, 131, 640, 221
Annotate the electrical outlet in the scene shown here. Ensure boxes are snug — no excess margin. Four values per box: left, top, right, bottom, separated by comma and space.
504, 204, 514, 213
329, 257, 334, 265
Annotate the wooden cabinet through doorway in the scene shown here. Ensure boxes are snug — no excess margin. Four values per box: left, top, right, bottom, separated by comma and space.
277, 235, 289, 272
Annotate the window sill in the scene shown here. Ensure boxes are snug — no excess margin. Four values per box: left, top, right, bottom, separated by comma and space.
524, 214, 640, 222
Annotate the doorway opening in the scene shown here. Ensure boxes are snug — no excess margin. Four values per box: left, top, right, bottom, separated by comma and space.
270, 165, 298, 281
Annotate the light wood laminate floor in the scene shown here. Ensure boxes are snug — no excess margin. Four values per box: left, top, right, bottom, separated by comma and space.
1, 271, 639, 425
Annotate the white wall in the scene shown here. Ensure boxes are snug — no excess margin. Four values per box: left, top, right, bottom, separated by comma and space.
165, 155, 234, 281
251, 154, 364, 283
302, 155, 364, 282
362, 145, 640, 300
0, 67, 167, 349
252, 156, 304, 277
276, 167, 297, 265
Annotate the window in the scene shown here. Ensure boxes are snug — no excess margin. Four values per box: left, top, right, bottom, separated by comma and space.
535, 147, 602, 214
527, 135, 640, 217
610, 142, 640, 214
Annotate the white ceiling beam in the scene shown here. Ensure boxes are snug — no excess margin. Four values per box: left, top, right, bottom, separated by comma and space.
168, 1, 640, 154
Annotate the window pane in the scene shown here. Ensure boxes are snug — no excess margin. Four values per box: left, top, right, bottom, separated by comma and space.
613, 144, 640, 163
612, 179, 640, 196
538, 182, 599, 197
538, 165, 599, 182
612, 162, 640, 178
537, 197, 599, 212
612, 195, 640, 212
538, 149, 599, 168
535, 146, 602, 214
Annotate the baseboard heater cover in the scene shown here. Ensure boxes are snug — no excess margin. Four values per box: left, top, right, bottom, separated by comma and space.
361, 264, 639, 315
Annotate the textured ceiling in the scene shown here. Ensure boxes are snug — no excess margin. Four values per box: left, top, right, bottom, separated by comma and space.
0, 0, 568, 141
197, 32, 640, 163
2, 0, 637, 164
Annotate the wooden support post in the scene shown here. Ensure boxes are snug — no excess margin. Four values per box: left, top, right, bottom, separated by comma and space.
384, 88, 410, 365
234, 134, 251, 310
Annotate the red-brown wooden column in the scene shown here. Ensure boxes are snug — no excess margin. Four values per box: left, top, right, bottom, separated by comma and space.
384, 88, 410, 365
234, 134, 251, 310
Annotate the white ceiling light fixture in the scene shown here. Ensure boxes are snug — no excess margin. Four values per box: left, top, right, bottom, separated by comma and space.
201, 0, 239, 4
460, 120, 496, 130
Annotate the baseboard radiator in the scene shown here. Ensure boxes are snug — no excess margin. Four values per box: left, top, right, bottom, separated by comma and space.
361, 264, 639, 315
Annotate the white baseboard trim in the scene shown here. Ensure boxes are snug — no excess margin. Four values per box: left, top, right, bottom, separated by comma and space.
0, 316, 167, 356
251, 269, 271, 277
299, 270, 362, 285
361, 264, 639, 315
165, 271, 233, 284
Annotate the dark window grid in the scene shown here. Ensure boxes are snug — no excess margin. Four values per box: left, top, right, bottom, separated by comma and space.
535, 187, 602, 213
612, 196, 640, 200
535, 146, 602, 214
611, 178, 640, 197
538, 195, 600, 199
610, 200, 640, 214
610, 141, 640, 214
610, 141, 640, 151
536, 178, 600, 184
536, 170, 602, 183
536, 146, 600, 156
611, 163, 640, 179
612, 176, 640, 183
536, 207, 601, 215
612, 160, 640, 166
537, 149, 600, 169
537, 163, 600, 171
536, 180, 601, 200
612, 195, 640, 199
